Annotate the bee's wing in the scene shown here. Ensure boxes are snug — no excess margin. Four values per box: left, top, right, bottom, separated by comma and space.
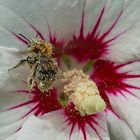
9, 50, 27, 57
16, 50, 30, 55
0, 47, 27, 57
13, 49, 33, 56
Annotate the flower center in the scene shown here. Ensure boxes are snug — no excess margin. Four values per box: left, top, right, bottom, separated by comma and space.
62, 69, 106, 116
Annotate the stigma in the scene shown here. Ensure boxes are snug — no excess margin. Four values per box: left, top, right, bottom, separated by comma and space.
62, 69, 106, 116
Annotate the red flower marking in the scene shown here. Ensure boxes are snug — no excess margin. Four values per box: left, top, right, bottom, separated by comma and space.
48, 29, 65, 62
64, 103, 106, 140
10, 31, 29, 45
25, 20, 45, 40
7, 85, 61, 118
91, 60, 140, 98
9, 20, 46, 45
89, 60, 140, 119
65, 3, 126, 63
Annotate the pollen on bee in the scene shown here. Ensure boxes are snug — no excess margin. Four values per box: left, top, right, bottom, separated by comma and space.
44, 42, 53, 56
30, 39, 53, 56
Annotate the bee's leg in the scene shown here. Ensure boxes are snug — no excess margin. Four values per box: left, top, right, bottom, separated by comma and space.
27, 77, 35, 99
26, 56, 37, 69
27, 77, 35, 90
8, 59, 28, 71
27, 64, 38, 90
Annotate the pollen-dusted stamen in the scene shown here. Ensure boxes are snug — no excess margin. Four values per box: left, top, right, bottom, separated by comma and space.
62, 69, 106, 116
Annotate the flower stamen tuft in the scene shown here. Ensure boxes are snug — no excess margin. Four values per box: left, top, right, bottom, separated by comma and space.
62, 69, 106, 116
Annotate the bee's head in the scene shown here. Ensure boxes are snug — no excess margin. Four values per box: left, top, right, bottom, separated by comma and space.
18, 34, 54, 55
31, 39, 54, 56
28, 39, 42, 53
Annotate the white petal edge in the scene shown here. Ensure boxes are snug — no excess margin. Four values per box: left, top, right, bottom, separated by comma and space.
102, 0, 140, 62
107, 94, 140, 139
0, 46, 29, 110
107, 109, 137, 140
0, 107, 32, 140
0, 46, 20, 88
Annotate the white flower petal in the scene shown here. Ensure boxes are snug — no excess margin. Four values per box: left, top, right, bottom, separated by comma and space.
0, 0, 86, 43
107, 94, 140, 139
0, 47, 29, 111
102, 0, 140, 62
16, 110, 110, 140
0, 4, 35, 48
0, 107, 29, 126
107, 110, 137, 140
16, 115, 59, 140
6, 133, 18, 140
0, 107, 31, 140
0, 47, 20, 88
0, 47, 33, 140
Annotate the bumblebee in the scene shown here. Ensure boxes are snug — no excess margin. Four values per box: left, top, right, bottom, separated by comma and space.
9, 34, 62, 92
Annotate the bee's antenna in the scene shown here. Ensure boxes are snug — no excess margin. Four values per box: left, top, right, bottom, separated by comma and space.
36, 33, 39, 38
19, 34, 31, 43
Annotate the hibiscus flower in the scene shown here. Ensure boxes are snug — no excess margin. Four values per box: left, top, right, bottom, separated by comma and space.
0, 0, 140, 140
